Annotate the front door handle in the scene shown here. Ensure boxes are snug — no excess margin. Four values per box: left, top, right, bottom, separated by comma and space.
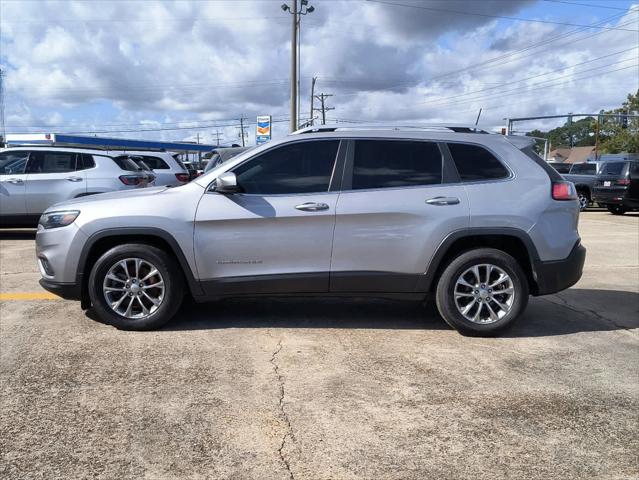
7, 178, 24, 185
426, 196, 460, 206
65, 176, 83, 182
295, 202, 329, 212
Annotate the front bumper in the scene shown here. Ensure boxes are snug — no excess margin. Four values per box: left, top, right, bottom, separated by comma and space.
39, 278, 82, 301
533, 241, 586, 295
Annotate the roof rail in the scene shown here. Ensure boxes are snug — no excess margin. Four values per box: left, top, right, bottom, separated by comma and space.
291, 123, 493, 135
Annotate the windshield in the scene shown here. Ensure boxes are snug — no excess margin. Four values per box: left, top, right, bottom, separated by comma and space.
600, 162, 627, 176
569, 163, 596, 175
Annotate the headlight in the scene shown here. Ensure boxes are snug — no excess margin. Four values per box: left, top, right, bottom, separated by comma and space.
38, 210, 80, 229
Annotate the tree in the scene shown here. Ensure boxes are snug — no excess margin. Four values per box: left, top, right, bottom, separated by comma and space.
599, 90, 639, 154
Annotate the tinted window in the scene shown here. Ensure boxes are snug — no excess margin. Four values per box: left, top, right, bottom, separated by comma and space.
0, 151, 30, 174
351, 140, 442, 190
139, 156, 169, 169
113, 156, 142, 171
569, 163, 596, 175
26, 151, 76, 174
549, 162, 571, 174
448, 143, 509, 182
600, 162, 626, 176
233, 140, 339, 194
78, 154, 96, 170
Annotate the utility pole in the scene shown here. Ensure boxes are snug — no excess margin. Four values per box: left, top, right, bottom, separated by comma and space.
313, 93, 334, 125
238, 116, 247, 147
309, 76, 317, 126
281, 1, 315, 132
0, 68, 5, 147
214, 129, 221, 146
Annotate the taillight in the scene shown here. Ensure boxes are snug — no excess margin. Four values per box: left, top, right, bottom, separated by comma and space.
119, 175, 143, 186
175, 173, 189, 183
616, 178, 630, 186
552, 181, 578, 201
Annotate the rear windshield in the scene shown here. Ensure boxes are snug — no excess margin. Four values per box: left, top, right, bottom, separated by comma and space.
569, 163, 596, 175
549, 162, 571, 174
600, 162, 627, 176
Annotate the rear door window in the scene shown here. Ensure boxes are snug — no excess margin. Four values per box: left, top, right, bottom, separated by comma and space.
26, 151, 76, 173
448, 143, 510, 182
351, 140, 442, 190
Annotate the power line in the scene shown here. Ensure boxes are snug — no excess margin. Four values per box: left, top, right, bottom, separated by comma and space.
327, 13, 637, 98
542, 0, 635, 11
419, 63, 638, 110
422, 46, 639, 106
364, 0, 638, 32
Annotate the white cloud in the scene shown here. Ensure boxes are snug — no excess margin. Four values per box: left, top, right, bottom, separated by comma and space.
0, 0, 637, 141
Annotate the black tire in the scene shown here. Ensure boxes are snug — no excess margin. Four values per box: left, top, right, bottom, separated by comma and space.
577, 192, 589, 211
88, 244, 185, 330
435, 248, 529, 336
607, 205, 626, 215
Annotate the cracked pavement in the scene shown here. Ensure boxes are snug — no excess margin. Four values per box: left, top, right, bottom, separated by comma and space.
1, 211, 638, 479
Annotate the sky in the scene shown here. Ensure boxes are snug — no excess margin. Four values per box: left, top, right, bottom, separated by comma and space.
0, 0, 638, 146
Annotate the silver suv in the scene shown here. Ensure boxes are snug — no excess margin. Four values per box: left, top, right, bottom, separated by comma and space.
0, 147, 153, 227
35, 125, 586, 335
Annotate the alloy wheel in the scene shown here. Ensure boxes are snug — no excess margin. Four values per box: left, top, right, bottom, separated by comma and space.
453, 263, 515, 324
103, 258, 165, 319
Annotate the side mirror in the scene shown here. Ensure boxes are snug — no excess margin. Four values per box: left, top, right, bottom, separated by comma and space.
214, 172, 239, 194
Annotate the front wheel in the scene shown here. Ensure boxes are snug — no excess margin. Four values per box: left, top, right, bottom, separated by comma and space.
607, 205, 626, 215
88, 244, 184, 330
435, 248, 529, 336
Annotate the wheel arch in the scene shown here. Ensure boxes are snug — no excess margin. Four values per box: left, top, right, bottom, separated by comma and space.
77, 228, 203, 308
419, 228, 542, 295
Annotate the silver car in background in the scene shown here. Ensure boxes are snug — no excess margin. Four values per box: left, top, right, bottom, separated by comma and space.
35, 125, 586, 336
0, 147, 153, 227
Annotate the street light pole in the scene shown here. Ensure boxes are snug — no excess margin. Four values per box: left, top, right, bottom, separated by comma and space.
282, 1, 314, 133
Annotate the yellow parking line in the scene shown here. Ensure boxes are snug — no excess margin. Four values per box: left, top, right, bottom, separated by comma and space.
0, 292, 61, 301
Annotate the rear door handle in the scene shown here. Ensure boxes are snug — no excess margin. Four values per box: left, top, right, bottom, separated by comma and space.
65, 176, 83, 182
295, 202, 329, 212
426, 196, 460, 206
7, 178, 24, 185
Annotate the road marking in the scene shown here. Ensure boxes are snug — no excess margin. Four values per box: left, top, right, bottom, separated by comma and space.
0, 292, 60, 301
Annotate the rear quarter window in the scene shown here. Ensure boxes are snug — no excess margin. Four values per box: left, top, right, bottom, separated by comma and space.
448, 143, 510, 182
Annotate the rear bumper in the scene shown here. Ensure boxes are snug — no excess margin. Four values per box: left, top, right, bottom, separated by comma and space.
39, 278, 81, 301
533, 241, 586, 296
592, 190, 639, 208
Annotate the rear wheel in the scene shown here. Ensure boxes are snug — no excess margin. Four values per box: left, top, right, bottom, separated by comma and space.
607, 205, 626, 215
88, 244, 184, 330
435, 248, 529, 336
577, 191, 590, 211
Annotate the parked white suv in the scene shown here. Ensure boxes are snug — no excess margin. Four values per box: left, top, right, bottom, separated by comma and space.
117, 151, 190, 186
0, 147, 153, 227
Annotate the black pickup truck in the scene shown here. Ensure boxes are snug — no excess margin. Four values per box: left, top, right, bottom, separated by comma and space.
562, 162, 604, 211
